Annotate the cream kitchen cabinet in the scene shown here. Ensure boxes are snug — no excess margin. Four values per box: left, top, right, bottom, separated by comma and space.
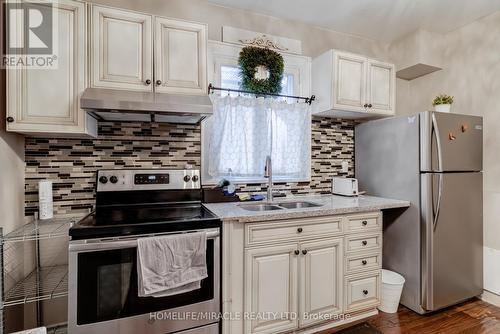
312, 50, 395, 119
91, 5, 153, 91
333, 52, 367, 110
244, 243, 299, 334
6, 0, 97, 137
154, 18, 207, 94
299, 238, 343, 328
90, 5, 207, 94
244, 238, 343, 334
224, 211, 383, 334
367, 60, 395, 114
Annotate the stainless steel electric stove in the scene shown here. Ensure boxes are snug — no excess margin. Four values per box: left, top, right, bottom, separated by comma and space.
68, 169, 221, 334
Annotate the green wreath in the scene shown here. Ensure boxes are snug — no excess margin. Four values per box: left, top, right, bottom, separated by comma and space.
238, 46, 284, 94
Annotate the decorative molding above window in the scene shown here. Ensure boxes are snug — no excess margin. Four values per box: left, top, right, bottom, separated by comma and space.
222, 26, 302, 55
238, 35, 288, 51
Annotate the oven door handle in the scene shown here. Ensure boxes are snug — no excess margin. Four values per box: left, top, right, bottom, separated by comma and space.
69, 230, 220, 252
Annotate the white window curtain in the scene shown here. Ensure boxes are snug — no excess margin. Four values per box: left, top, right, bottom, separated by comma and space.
208, 95, 311, 181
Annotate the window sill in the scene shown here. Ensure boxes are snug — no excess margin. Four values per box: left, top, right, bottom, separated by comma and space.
202, 176, 311, 186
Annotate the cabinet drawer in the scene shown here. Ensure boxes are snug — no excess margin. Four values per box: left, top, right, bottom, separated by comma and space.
345, 271, 380, 312
345, 213, 381, 233
345, 252, 381, 274
345, 233, 382, 253
246, 216, 342, 246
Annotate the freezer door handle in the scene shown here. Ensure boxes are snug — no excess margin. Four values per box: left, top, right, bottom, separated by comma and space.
432, 113, 443, 172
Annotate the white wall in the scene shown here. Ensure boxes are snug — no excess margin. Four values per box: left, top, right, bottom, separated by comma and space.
393, 11, 500, 296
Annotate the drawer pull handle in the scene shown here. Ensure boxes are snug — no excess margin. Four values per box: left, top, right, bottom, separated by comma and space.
362, 220, 368, 226
302, 249, 308, 255
6, 117, 14, 123
297, 227, 303, 233
362, 240, 368, 246
363, 289, 369, 295
294, 250, 300, 255
145, 79, 151, 85
362, 260, 367, 265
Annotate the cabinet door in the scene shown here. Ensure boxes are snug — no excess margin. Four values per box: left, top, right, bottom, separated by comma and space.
367, 60, 395, 114
245, 244, 299, 334
91, 5, 153, 91
333, 52, 366, 111
299, 238, 343, 327
6, 0, 96, 136
154, 17, 207, 94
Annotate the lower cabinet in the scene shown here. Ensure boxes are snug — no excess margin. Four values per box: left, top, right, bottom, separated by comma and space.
226, 211, 383, 334
344, 271, 381, 312
244, 239, 344, 334
299, 238, 343, 328
245, 244, 299, 334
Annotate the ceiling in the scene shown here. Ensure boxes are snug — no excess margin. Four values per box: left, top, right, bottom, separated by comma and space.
208, 0, 500, 43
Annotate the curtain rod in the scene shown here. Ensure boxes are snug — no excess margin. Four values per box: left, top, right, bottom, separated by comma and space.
208, 84, 315, 105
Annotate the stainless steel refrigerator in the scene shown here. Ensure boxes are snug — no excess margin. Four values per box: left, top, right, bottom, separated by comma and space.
355, 111, 483, 314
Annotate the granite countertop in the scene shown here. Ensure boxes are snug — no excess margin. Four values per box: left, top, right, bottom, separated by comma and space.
203, 194, 410, 223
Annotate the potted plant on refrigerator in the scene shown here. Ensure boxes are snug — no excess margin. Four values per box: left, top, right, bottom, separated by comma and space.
432, 94, 454, 113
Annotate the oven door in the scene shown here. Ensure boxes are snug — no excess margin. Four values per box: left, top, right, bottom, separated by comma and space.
68, 229, 220, 334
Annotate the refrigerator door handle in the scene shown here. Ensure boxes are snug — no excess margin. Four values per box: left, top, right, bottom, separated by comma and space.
432, 113, 443, 172
433, 174, 444, 231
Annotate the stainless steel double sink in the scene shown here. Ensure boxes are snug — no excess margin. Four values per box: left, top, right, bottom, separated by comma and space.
239, 201, 322, 211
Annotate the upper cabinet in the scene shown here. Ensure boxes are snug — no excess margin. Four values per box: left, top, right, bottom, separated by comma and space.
6, 0, 97, 137
334, 52, 367, 111
90, 6, 207, 94
312, 50, 395, 119
6, 2, 209, 137
154, 18, 207, 94
367, 60, 394, 113
91, 6, 153, 91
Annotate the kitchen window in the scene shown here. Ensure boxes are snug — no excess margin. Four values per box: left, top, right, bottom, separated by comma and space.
201, 64, 311, 184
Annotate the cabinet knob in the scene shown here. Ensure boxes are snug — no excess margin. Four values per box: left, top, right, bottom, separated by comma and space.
362, 220, 368, 226
297, 227, 303, 233
6, 117, 14, 123
363, 103, 368, 108
362, 260, 368, 265
145, 79, 151, 85
362, 240, 368, 246
302, 249, 308, 255
363, 289, 369, 295
368, 104, 373, 108
294, 250, 300, 255
156, 80, 162, 86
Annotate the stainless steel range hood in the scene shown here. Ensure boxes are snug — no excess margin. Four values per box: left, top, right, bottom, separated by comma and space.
80, 88, 213, 124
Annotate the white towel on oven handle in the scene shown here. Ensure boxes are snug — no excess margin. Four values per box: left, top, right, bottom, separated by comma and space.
137, 232, 208, 298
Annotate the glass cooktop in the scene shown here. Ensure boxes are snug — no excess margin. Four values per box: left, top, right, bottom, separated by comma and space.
69, 203, 220, 240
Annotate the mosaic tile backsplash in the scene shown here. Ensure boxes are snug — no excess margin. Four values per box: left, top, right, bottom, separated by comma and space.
24, 117, 354, 216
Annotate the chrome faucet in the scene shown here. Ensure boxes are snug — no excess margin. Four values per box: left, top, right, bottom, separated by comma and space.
264, 155, 273, 202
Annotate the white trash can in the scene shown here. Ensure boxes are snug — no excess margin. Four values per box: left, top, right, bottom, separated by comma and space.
379, 269, 405, 313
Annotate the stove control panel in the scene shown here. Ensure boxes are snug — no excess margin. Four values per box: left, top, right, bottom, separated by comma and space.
97, 169, 201, 192
135, 173, 169, 185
